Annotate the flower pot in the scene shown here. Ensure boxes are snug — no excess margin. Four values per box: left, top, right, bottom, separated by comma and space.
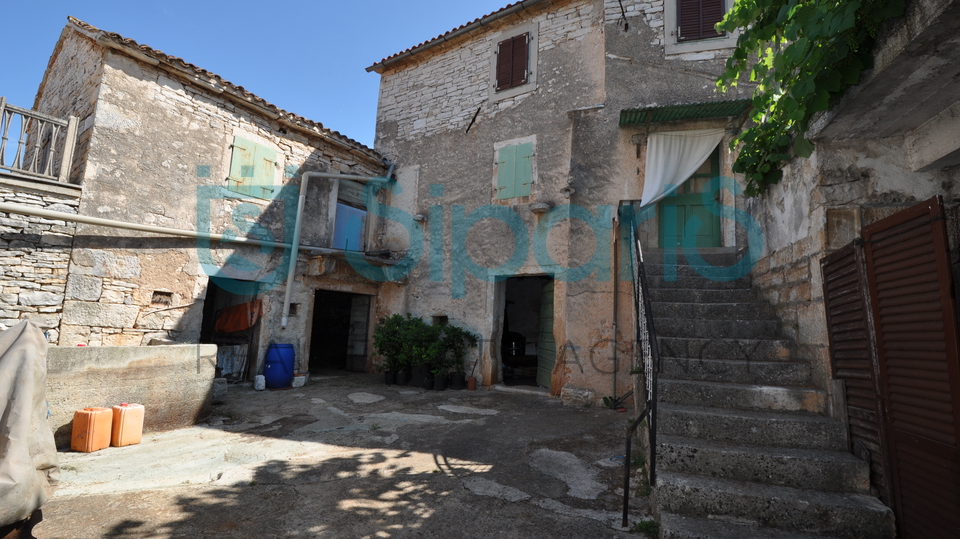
384, 371, 397, 385
434, 374, 448, 391
410, 364, 427, 387
467, 376, 477, 391
449, 374, 466, 390
396, 368, 411, 386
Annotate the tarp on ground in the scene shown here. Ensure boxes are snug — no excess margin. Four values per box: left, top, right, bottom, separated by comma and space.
0, 321, 59, 526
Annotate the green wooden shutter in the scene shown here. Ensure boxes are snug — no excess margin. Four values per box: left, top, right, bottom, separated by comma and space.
497, 145, 517, 199
228, 136, 276, 199
515, 142, 533, 197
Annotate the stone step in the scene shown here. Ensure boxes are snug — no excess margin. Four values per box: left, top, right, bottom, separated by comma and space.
652, 302, 777, 321
657, 435, 870, 493
643, 263, 755, 281
659, 379, 826, 413
655, 472, 896, 538
656, 318, 783, 340
648, 287, 759, 304
659, 512, 848, 539
661, 357, 811, 386
657, 336, 794, 361
647, 274, 752, 290
657, 404, 847, 451
640, 248, 744, 267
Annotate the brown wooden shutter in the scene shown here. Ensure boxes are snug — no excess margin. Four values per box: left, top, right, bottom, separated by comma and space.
822, 244, 894, 504
862, 196, 960, 538
496, 33, 528, 91
677, 0, 726, 42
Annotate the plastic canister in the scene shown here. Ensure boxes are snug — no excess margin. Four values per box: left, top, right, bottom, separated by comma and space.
264, 344, 295, 389
254, 375, 266, 391
111, 403, 145, 447
71, 407, 112, 452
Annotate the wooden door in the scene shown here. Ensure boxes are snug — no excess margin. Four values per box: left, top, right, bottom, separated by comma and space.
537, 279, 556, 390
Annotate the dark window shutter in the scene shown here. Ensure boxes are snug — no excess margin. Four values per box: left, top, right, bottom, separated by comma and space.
678, 0, 726, 42
496, 33, 529, 91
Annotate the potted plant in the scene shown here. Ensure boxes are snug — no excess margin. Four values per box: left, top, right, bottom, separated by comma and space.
373, 314, 442, 388
372, 314, 414, 385
439, 325, 478, 390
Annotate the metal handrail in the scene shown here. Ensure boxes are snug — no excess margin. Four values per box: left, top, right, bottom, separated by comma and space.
0, 97, 79, 183
622, 203, 661, 527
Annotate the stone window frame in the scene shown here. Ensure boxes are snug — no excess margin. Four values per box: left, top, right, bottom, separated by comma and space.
488, 21, 540, 102
664, 0, 739, 56
493, 135, 537, 204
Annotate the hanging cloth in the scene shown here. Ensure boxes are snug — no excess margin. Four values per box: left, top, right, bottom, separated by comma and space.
641, 128, 725, 207
214, 299, 264, 334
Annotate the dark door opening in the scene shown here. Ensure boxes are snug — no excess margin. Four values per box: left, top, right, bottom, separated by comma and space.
199, 278, 261, 382
309, 290, 371, 373
502, 276, 555, 388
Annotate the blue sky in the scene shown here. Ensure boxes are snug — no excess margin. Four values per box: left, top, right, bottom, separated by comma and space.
1, 1, 512, 148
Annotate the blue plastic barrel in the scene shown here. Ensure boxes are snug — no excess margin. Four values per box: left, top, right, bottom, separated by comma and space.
263, 344, 295, 389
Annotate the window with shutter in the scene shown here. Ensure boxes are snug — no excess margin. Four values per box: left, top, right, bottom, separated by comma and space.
496, 141, 534, 200
677, 0, 726, 42
333, 179, 367, 251
496, 33, 529, 92
227, 136, 277, 200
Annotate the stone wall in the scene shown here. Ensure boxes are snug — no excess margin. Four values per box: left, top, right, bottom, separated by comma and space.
46, 343, 217, 448
375, 0, 599, 145
0, 179, 80, 344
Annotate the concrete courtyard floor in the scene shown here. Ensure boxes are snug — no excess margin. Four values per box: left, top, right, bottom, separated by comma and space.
35, 372, 651, 538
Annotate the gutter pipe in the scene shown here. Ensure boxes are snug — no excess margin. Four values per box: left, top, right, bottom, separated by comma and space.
280, 168, 394, 328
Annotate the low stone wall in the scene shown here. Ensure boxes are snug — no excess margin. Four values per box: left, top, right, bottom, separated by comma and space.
46, 344, 217, 448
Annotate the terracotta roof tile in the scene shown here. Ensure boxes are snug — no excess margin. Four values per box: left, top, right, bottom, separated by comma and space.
67, 17, 380, 159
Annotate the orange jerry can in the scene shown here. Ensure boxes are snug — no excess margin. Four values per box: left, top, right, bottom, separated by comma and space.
71, 407, 113, 452
111, 403, 145, 447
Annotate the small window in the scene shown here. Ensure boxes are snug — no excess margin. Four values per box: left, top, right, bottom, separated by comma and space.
227, 136, 277, 200
151, 291, 173, 307
677, 0, 726, 42
496, 142, 534, 200
496, 33, 529, 92
333, 179, 367, 251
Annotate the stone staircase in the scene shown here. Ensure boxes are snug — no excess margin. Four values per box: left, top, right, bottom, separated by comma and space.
645, 250, 895, 539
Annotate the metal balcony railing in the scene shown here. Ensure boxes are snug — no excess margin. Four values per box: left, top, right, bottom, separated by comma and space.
0, 97, 79, 184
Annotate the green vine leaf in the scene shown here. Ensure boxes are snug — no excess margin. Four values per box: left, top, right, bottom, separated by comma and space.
718, 0, 905, 195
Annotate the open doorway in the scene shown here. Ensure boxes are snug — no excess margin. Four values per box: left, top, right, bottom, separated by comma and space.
199, 278, 262, 382
309, 290, 371, 373
501, 276, 555, 388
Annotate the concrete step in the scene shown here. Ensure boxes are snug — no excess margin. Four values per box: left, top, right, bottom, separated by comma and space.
657, 435, 870, 493
661, 357, 811, 386
657, 337, 794, 361
657, 404, 847, 451
648, 287, 759, 304
651, 302, 776, 321
655, 472, 896, 538
640, 248, 743, 267
659, 379, 825, 413
656, 318, 783, 340
659, 512, 848, 539
644, 263, 754, 282
647, 274, 752, 290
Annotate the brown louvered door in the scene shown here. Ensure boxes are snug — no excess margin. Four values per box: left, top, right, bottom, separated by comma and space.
862, 196, 960, 538
677, 0, 726, 42
822, 244, 894, 504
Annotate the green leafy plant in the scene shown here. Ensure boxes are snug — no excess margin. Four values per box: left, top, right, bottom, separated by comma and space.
372, 314, 443, 372
631, 519, 659, 537
718, 0, 905, 195
439, 324, 479, 375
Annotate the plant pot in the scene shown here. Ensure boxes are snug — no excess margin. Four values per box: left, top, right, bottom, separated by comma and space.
423, 374, 435, 390
467, 376, 477, 391
410, 364, 427, 388
449, 374, 466, 390
434, 374, 448, 391
396, 368, 411, 386
384, 371, 396, 385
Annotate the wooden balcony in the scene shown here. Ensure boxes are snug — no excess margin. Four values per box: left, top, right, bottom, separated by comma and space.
0, 97, 78, 186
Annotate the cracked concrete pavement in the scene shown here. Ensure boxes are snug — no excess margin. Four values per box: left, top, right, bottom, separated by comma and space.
35, 372, 651, 538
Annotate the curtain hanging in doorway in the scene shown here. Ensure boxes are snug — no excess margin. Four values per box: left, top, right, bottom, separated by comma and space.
641, 128, 724, 207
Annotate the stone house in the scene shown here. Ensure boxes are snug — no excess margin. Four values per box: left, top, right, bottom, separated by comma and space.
1, 17, 403, 441
367, 0, 960, 535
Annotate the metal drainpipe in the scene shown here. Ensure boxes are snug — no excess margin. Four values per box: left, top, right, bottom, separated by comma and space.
612, 211, 620, 402
279, 165, 395, 328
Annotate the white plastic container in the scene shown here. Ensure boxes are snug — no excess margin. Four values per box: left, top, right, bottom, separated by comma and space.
254, 375, 266, 391
291, 373, 307, 388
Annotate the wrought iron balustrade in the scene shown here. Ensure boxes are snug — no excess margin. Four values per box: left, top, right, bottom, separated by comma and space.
0, 97, 78, 184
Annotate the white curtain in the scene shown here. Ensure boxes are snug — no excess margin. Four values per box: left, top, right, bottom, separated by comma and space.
641, 128, 725, 207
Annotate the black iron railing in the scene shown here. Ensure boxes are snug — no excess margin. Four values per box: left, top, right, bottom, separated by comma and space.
622, 204, 660, 527
0, 97, 78, 184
